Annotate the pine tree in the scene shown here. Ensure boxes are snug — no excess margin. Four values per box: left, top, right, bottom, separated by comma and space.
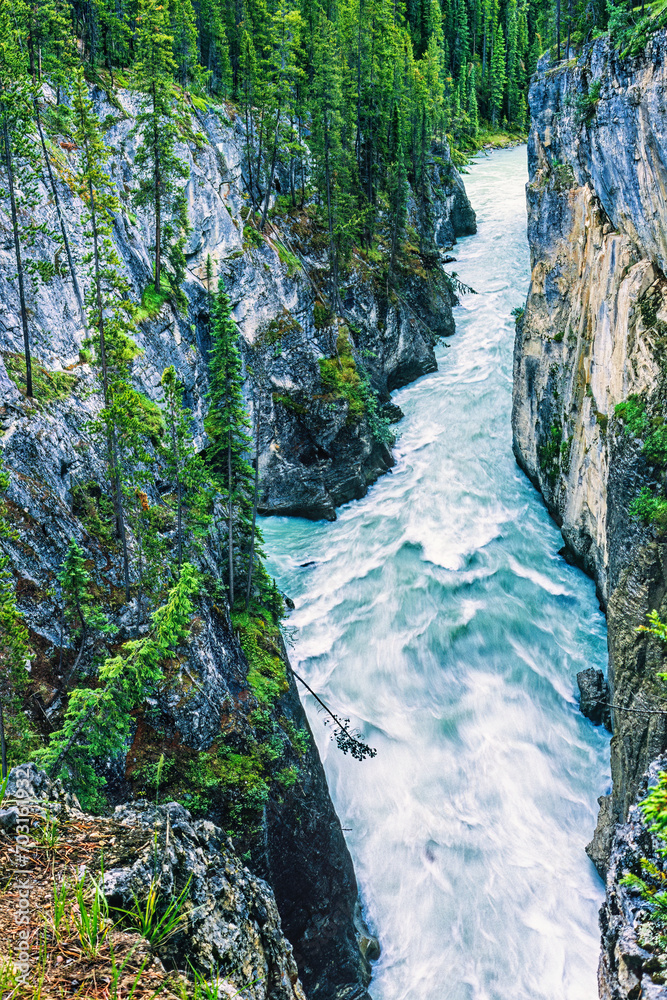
258, 0, 305, 228
170, 0, 200, 89
204, 278, 256, 607
0, 0, 61, 398
58, 538, 115, 687
0, 456, 30, 778
72, 68, 137, 598
37, 563, 200, 807
132, 0, 190, 298
310, 14, 351, 308
489, 18, 506, 124
160, 365, 213, 570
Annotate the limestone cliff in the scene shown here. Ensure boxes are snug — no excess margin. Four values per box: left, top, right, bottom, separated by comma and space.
512, 29, 667, 999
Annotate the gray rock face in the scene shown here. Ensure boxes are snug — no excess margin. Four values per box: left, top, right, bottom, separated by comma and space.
577, 667, 612, 730
512, 29, 667, 998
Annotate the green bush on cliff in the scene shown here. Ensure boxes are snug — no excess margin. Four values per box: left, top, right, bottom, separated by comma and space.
318, 330, 392, 443
537, 423, 563, 486
573, 80, 602, 126
629, 488, 667, 526
644, 425, 667, 467
232, 608, 289, 707
36, 564, 201, 810
615, 395, 648, 437
4, 351, 78, 404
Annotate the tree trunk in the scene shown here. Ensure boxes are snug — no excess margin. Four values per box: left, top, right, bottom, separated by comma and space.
3, 115, 33, 398
567, 0, 572, 56
169, 405, 183, 570
88, 177, 130, 600
245, 405, 260, 609
152, 82, 162, 293
556, 0, 561, 61
323, 107, 339, 310
227, 428, 234, 607
35, 101, 87, 335
260, 99, 282, 230
0, 702, 6, 779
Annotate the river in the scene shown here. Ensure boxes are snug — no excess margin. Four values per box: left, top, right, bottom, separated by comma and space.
262, 145, 611, 1000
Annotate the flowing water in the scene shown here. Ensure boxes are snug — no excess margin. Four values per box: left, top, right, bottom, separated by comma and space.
262, 145, 611, 1000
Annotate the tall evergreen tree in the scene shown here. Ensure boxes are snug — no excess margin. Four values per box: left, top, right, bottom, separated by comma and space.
0, 0, 61, 397
204, 278, 256, 607
132, 0, 190, 298
0, 456, 30, 778
72, 68, 138, 598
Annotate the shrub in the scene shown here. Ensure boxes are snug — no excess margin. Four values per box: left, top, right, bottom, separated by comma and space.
4, 351, 78, 403
574, 79, 602, 125
629, 488, 667, 526
615, 394, 648, 437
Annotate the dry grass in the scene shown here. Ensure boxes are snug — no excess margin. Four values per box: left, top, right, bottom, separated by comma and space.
0, 810, 186, 1000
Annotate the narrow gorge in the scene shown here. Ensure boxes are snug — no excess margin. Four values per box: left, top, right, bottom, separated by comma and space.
7, 3, 667, 998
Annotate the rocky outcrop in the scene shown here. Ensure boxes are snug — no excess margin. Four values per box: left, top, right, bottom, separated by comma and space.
512, 29, 667, 998
513, 29, 667, 836
1, 764, 306, 1000
599, 756, 667, 1000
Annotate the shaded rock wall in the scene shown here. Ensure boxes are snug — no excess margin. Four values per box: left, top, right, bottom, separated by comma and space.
512, 29, 667, 999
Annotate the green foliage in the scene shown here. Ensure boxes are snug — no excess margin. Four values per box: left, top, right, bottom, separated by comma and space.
115, 876, 192, 947
272, 392, 307, 415
538, 422, 563, 484
318, 330, 392, 442
36, 565, 200, 808
0, 455, 37, 774
629, 488, 667, 526
256, 310, 302, 346
72, 481, 116, 547
135, 282, 172, 323
319, 329, 366, 423
573, 79, 602, 125
616, 394, 648, 437
71, 867, 110, 957
131, 0, 190, 303
644, 425, 667, 467
607, 0, 667, 57
232, 609, 288, 707
641, 293, 659, 329
3, 351, 78, 402
58, 538, 116, 683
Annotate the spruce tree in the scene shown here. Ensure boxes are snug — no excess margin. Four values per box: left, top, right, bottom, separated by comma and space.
205, 278, 256, 607
0, 0, 61, 398
0, 456, 30, 778
58, 538, 115, 687
160, 365, 213, 570
132, 0, 190, 299
72, 68, 137, 598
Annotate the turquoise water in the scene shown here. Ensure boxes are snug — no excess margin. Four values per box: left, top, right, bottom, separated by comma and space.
262, 145, 610, 1000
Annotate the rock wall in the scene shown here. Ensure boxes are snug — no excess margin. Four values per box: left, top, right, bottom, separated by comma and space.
0, 84, 473, 997
512, 29, 667, 998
